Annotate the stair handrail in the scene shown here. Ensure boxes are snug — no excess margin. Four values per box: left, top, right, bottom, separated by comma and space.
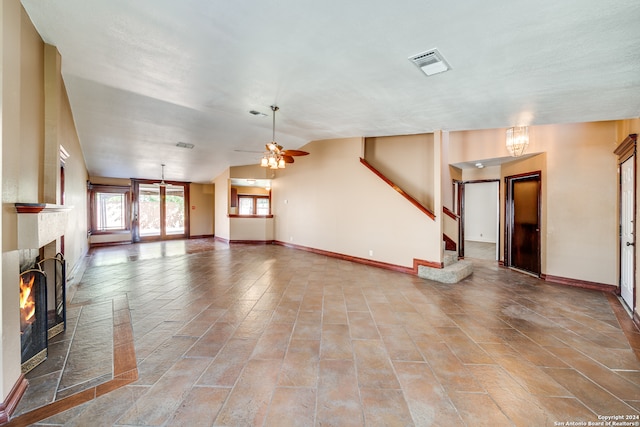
360, 157, 436, 220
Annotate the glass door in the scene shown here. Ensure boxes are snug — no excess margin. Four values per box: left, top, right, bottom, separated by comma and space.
133, 180, 189, 241
164, 184, 185, 235
138, 183, 162, 237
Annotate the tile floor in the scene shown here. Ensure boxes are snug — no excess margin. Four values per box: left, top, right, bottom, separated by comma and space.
7, 238, 640, 426
463, 241, 497, 261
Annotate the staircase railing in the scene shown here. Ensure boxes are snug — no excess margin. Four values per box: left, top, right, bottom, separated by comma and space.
359, 157, 436, 220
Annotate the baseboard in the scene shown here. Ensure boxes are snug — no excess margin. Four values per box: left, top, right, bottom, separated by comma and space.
228, 240, 275, 245
214, 236, 229, 244
89, 240, 133, 248
274, 241, 440, 275
541, 274, 618, 294
634, 310, 640, 332
189, 234, 214, 239
0, 374, 28, 424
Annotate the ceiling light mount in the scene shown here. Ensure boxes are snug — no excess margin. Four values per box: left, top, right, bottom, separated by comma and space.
409, 48, 451, 76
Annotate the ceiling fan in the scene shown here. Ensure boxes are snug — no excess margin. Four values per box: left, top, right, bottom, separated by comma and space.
260, 105, 309, 169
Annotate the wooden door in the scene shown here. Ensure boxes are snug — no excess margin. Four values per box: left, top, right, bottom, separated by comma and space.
506, 172, 541, 275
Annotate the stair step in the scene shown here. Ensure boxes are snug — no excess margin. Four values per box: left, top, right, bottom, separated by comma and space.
418, 259, 473, 284
443, 250, 458, 267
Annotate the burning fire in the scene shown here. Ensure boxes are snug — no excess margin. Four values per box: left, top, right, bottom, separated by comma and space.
20, 274, 36, 331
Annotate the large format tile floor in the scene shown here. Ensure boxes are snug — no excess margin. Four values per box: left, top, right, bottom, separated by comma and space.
7, 238, 640, 426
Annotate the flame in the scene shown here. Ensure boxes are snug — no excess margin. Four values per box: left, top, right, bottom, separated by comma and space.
20, 274, 36, 330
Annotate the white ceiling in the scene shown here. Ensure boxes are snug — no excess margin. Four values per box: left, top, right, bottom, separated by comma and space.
21, 0, 640, 182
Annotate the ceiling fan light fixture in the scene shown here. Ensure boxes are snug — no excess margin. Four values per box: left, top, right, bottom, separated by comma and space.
259, 105, 309, 169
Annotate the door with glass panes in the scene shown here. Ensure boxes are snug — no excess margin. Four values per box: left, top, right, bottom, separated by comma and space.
133, 181, 188, 241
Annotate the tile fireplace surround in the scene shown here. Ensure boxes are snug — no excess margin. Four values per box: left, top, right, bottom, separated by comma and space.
4, 238, 640, 426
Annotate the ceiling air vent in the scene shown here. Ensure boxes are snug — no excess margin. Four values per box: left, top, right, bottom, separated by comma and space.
409, 48, 451, 76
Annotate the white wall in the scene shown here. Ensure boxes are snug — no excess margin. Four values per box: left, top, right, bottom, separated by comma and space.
464, 182, 498, 243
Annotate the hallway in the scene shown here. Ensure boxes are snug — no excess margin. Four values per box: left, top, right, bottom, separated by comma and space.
8, 239, 640, 426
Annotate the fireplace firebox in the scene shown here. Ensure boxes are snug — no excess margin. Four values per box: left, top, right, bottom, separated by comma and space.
38, 253, 66, 339
19, 252, 67, 373
19, 267, 48, 374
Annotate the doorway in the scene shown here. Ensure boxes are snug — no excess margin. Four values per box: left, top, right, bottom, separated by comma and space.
505, 172, 541, 276
459, 180, 500, 260
132, 180, 190, 242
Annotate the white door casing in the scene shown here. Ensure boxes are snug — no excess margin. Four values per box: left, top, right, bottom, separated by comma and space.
620, 156, 635, 311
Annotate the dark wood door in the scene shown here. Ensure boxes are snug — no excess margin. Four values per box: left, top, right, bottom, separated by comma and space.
506, 173, 541, 275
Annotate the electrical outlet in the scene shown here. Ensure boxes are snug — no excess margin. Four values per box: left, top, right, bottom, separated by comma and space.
369, 250, 374, 256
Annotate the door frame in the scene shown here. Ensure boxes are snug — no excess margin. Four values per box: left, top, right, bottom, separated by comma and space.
457, 179, 500, 260
614, 134, 637, 314
132, 179, 191, 242
504, 171, 542, 276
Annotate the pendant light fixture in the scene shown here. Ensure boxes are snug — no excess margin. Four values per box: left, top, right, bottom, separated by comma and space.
506, 126, 529, 157
159, 163, 167, 186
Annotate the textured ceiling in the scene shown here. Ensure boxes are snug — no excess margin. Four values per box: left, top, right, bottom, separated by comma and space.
21, 0, 640, 182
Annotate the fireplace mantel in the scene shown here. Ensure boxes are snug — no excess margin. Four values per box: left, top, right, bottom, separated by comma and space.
15, 203, 72, 250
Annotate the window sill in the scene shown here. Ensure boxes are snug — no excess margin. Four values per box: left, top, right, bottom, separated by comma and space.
228, 214, 274, 219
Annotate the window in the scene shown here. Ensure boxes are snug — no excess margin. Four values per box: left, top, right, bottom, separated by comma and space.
238, 195, 270, 215
256, 197, 270, 215
89, 185, 131, 233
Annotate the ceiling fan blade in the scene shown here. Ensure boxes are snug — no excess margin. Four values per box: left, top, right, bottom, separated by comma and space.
283, 155, 295, 163
282, 149, 309, 156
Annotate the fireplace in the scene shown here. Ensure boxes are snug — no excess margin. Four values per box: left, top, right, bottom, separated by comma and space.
38, 253, 66, 339
18, 252, 68, 374
19, 262, 48, 374
15, 203, 71, 374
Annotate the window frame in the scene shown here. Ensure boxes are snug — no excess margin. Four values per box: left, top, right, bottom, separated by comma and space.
237, 195, 271, 216
88, 184, 132, 235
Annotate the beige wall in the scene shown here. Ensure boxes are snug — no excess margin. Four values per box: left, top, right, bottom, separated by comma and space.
214, 169, 230, 240
273, 136, 442, 268
365, 133, 435, 210
1, 1, 89, 401
230, 217, 274, 241
616, 118, 640, 142
1, 0, 23, 401
2, 0, 46, 399
450, 121, 618, 286
190, 183, 214, 237
57, 68, 89, 270
230, 164, 271, 180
